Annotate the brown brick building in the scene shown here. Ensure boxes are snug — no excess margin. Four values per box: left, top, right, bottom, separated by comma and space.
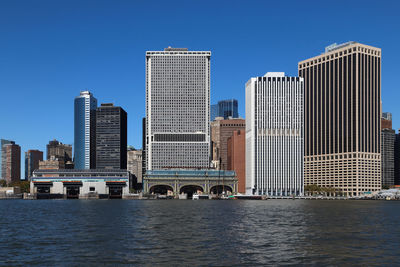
211, 118, 245, 170
4, 143, 21, 184
227, 130, 245, 193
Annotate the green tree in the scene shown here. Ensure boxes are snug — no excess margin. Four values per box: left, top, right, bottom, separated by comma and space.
0, 180, 7, 187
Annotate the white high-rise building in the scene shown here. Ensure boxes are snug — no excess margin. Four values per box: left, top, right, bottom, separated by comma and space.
246, 72, 304, 196
145, 47, 211, 170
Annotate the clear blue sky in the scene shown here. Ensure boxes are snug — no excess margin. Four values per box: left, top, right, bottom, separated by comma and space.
0, 0, 399, 175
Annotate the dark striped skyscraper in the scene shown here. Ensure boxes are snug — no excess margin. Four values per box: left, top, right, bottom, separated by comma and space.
95, 103, 127, 169
299, 42, 381, 196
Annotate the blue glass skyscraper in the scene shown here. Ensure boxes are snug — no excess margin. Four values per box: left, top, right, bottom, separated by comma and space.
74, 91, 97, 169
218, 99, 238, 119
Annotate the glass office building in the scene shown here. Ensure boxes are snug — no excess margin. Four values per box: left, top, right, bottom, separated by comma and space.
74, 91, 97, 169
210, 104, 219, 121
210, 99, 239, 121
218, 99, 238, 119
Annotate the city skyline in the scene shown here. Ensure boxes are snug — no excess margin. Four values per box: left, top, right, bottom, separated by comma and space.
1, 0, 399, 176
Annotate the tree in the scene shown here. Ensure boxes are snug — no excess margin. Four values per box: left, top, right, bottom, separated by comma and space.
0, 179, 7, 187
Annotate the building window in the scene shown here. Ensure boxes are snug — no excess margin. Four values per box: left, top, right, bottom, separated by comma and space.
90, 187, 95, 192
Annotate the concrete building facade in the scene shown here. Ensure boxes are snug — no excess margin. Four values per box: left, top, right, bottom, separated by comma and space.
96, 103, 127, 169
143, 169, 238, 198
299, 42, 382, 196
211, 118, 245, 169
145, 47, 211, 170
25, 150, 43, 180
246, 72, 304, 196
227, 130, 245, 194
74, 91, 97, 169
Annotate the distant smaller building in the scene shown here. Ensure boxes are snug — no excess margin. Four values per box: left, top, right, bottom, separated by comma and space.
210, 99, 239, 121
31, 169, 131, 199
25, 150, 43, 181
227, 130, 245, 194
46, 139, 72, 163
127, 147, 143, 189
143, 169, 238, 198
3, 143, 21, 184
39, 156, 65, 170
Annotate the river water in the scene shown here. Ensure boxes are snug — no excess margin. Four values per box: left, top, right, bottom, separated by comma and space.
0, 199, 399, 266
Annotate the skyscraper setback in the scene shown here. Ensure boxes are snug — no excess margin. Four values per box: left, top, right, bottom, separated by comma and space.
145, 47, 211, 170
299, 42, 381, 196
74, 91, 97, 169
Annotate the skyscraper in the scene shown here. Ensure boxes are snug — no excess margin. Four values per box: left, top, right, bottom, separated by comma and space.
3, 143, 21, 184
0, 139, 14, 179
74, 91, 97, 169
299, 42, 381, 196
210, 99, 239, 121
145, 47, 211, 170
218, 99, 239, 119
25, 150, 43, 180
246, 72, 304, 196
96, 103, 127, 169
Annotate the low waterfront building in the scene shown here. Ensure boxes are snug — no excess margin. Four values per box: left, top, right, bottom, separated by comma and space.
30, 169, 131, 199
143, 169, 238, 198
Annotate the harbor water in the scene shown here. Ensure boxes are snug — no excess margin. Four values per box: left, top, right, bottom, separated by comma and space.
0, 199, 399, 266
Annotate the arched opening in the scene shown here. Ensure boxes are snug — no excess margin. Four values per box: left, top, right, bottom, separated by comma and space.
149, 185, 174, 196
180, 185, 203, 199
210, 185, 233, 195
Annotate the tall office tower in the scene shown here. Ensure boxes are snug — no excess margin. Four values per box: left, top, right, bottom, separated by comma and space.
3, 143, 21, 184
145, 47, 211, 170
96, 103, 127, 169
227, 130, 245, 193
246, 72, 304, 196
210, 104, 219, 121
210, 118, 245, 169
127, 147, 143, 186
299, 42, 381, 196
25, 150, 43, 180
74, 91, 97, 169
46, 139, 72, 163
218, 99, 239, 119
0, 139, 14, 179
